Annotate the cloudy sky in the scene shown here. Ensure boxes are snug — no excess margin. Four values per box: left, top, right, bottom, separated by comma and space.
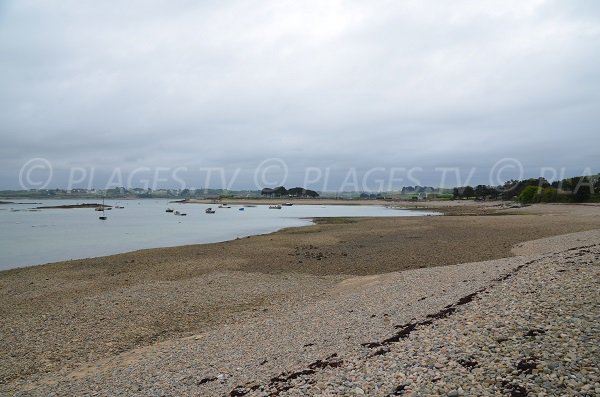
1, 0, 599, 191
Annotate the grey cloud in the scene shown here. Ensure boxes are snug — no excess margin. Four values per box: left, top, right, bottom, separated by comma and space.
0, 0, 598, 190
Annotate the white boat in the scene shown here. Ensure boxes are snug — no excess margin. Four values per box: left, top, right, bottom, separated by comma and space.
269, 204, 282, 209
98, 197, 107, 220
205, 208, 216, 214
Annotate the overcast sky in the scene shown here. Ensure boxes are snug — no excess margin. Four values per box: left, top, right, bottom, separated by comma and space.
1, 0, 599, 191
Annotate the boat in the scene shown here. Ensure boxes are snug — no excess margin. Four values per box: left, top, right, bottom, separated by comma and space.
174, 211, 187, 216
239, 207, 245, 211
205, 208, 216, 214
218, 204, 231, 208
165, 208, 174, 213
282, 202, 293, 206
98, 197, 107, 220
269, 204, 282, 209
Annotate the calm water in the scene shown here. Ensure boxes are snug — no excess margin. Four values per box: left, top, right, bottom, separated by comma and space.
0, 199, 434, 270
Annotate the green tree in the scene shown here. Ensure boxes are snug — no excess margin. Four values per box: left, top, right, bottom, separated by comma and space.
305, 189, 319, 198
518, 186, 540, 203
452, 187, 460, 200
571, 176, 592, 202
463, 186, 475, 199
539, 187, 557, 203
474, 185, 490, 199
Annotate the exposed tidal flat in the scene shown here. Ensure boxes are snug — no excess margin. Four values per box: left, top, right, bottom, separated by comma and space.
0, 202, 599, 396
0, 199, 429, 270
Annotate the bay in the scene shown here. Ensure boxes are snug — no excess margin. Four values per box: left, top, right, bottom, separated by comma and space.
0, 199, 435, 270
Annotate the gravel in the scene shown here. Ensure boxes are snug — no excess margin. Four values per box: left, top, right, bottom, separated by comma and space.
2, 229, 599, 397
266, 231, 600, 397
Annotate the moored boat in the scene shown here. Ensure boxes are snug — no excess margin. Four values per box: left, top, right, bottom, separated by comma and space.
98, 197, 107, 220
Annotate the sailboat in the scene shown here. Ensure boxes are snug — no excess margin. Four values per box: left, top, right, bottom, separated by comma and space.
99, 197, 107, 220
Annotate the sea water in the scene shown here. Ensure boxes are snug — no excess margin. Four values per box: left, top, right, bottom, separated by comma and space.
0, 199, 434, 270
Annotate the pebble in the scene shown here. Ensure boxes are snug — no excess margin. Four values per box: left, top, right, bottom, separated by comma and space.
2, 231, 599, 397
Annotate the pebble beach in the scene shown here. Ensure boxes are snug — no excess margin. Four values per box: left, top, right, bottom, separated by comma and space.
1, 202, 599, 396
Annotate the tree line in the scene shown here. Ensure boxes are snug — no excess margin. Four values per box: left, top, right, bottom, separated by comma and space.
452, 175, 600, 203
260, 186, 319, 198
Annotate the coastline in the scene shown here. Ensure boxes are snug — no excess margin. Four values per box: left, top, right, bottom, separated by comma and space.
1, 202, 599, 395
0, 201, 426, 271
